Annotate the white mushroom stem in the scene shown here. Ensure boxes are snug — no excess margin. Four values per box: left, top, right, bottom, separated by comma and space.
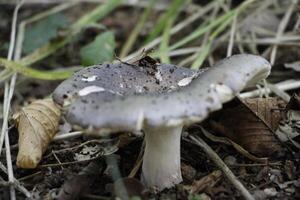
141, 125, 183, 191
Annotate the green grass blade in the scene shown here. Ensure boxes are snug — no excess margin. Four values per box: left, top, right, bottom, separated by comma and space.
191, 14, 235, 69
190, 0, 256, 69
144, 0, 185, 44
169, 10, 235, 51
159, 16, 177, 63
159, 0, 184, 63
0, 58, 76, 80
120, 0, 156, 58
72, 0, 122, 31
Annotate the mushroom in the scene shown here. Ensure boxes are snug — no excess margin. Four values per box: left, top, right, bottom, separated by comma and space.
53, 61, 198, 106
53, 54, 271, 191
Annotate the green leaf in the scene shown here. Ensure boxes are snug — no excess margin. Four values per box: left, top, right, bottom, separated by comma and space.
20, 0, 121, 66
80, 31, 116, 66
23, 13, 69, 54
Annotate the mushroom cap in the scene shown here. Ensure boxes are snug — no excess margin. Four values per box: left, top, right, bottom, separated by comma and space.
61, 54, 271, 135
53, 62, 197, 106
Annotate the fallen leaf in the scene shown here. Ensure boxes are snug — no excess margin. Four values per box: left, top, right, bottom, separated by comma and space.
13, 98, 61, 168
208, 97, 285, 156
80, 31, 116, 66
23, 13, 69, 54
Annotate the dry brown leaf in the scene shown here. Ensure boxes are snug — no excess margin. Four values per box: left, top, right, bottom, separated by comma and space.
208, 97, 285, 156
13, 98, 61, 168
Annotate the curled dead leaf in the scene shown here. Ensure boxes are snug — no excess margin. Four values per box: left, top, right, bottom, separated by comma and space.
13, 98, 61, 168
208, 97, 285, 156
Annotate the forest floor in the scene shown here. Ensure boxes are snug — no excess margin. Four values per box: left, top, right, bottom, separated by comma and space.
0, 0, 300, 199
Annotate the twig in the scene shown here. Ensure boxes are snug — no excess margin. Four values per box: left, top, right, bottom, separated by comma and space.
236, 35, 300, 45
267, 82, 290, 102
188, 135, 255, 200
1, 1, 25, 199
228, 162, 282, 168
17, 171, 42, 182
45, 138, 116, 159
52, 150, 64, 170
240, 79, 300, 98
0, 162, 31, 198
128, 140, 145, 178
5, 129, 15, 200
53, 131, 83, 141
38, 154, 101, 168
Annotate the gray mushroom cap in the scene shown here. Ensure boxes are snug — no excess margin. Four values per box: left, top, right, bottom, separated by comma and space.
64, 54, 271, 134
53, 62, 197, 106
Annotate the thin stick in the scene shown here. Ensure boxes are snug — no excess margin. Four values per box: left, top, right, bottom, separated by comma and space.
236, 35, 300, 45
53, 131, 83, 141
5, 133, 15, 200
188, 135, 255, 200
0, 162, 31, 198
1, 1, 25, 199
240, 79, 300, 98
128, 140, 145, 178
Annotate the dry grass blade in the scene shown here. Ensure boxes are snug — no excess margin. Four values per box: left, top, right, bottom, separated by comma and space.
0, 1, 25, 199
13, 99, 61, 168
270, 0, 298, 65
